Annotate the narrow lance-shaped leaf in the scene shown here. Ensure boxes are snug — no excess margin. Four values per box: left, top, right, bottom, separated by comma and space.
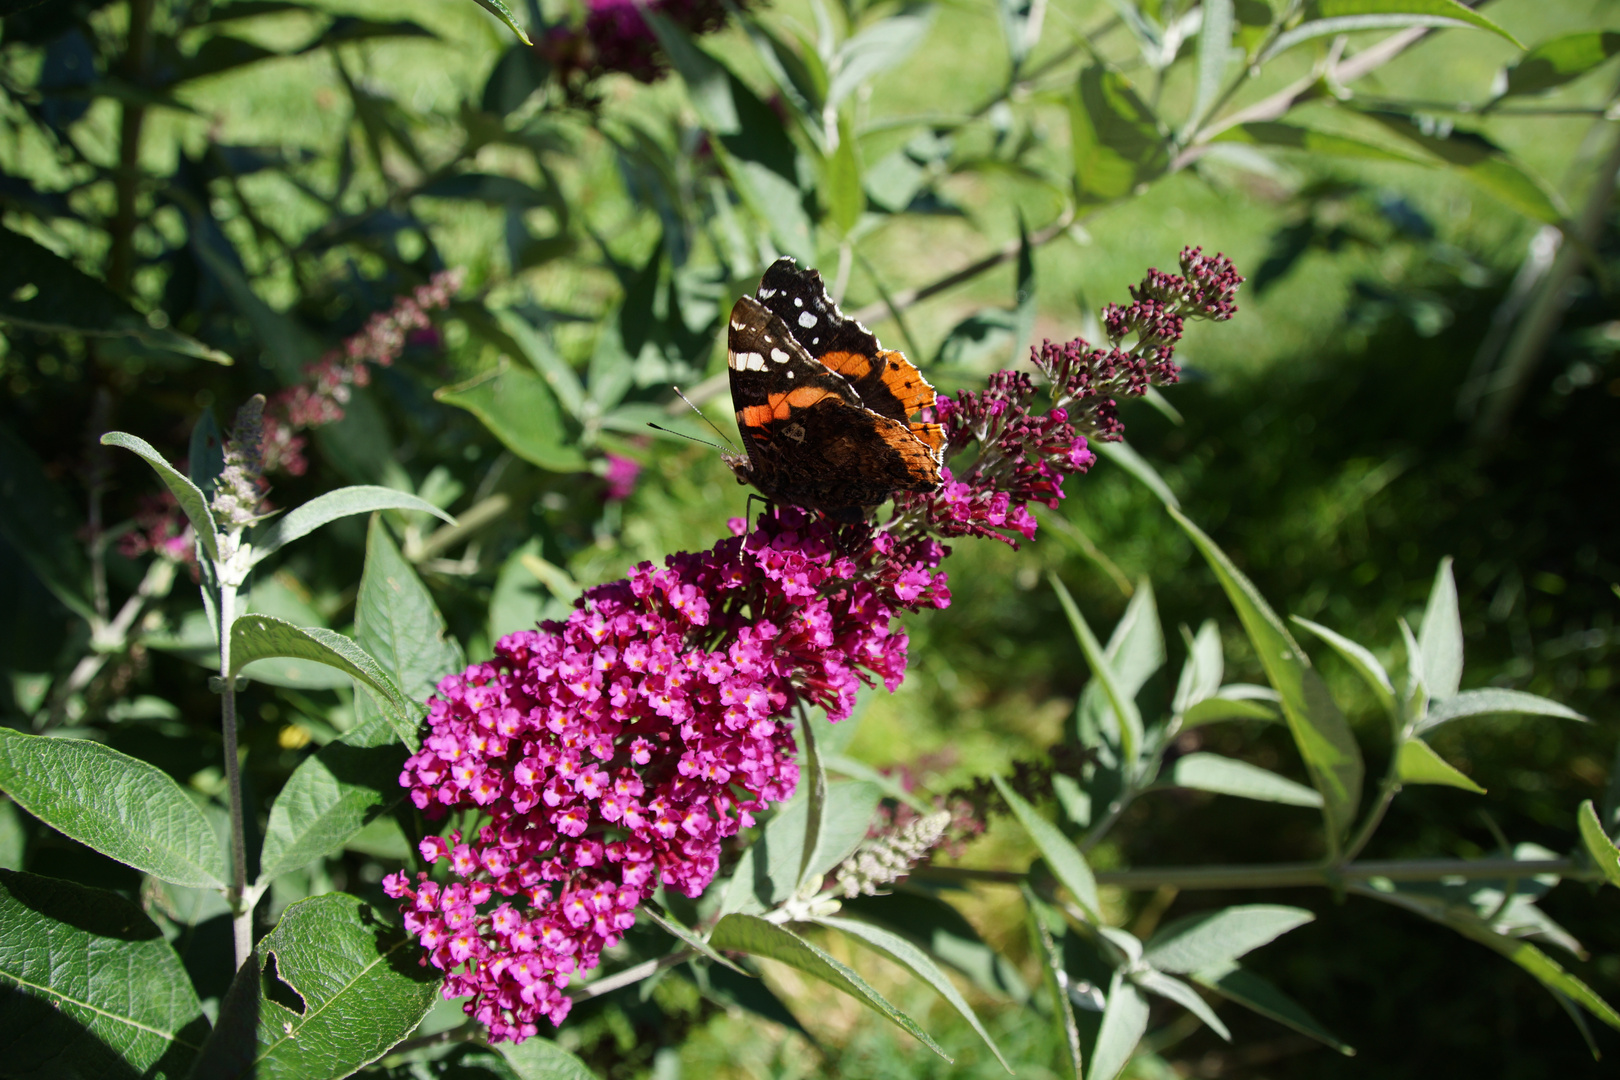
1577, 800, 1620, 889
256, 737, 409, 885
470, 0, 532, 44
229, 615, 415, 744
1418, 558, 1463, 700
1091, 439, 1180, 509
102, 432, 223, 565
1396, 739, 1485, 794
1211, 121, 1433, 166
644, 9, 739, 133
1070, 65, 1169, 204
796, 702, 829, 895
826, 115, 865, 235
1024, 886, 1083, 1079
1052, 574, 1144, 765
1172, 619, 1224, 715
1500, 32, 1620, 99
993, 774, 1100, 919
0, 728, 227, 889
1132, 968, 1230, 1040
1193, 960, 1355, 1055
1291, 615, 1396, 720
1187, 0, 1233, 133
251, 893, 442, 1080
1417, 687, 1585, 735
1144, 905, 1315, 974
1259, 0, 1520, 65
248, 485, 454, 567
1168, 753, 1324, 807
817, 914, 1015, 1073
1168, 506, 1363, 842
1087, 970, 1150, 1080
0, 870, 207, 1079
641, 901, 749, 975
1359, 111, 1566, 225
710, 914, 952, 1061
827, 6, 936, 109
436, 361, 587, 473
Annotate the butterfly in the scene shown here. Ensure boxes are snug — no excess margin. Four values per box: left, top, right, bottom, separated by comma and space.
722, 258, 944, 522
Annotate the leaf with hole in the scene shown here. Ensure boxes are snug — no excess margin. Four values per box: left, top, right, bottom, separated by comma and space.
0, 728, 226, 888
0, 870, 207, 1079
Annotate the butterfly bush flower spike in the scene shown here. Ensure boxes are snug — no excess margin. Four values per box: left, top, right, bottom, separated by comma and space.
385, 247, 1242, 1043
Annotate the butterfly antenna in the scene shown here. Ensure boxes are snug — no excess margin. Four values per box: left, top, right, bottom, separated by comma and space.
672, 386, 739, 452
647, 423, 727, 453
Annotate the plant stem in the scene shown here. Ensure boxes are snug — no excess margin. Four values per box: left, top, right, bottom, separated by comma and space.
568, 948, 695, 1001
108, 0, 154, 295
916, 856, 1600, 891
218, 581, 252, 968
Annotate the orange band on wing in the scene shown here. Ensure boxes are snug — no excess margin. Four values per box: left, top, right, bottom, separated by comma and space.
817, 350, 872, 380
910, 421, 945, 455
877, 351, 936, 413
739, 404, 777, 429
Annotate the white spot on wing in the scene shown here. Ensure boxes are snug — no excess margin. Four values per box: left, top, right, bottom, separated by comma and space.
728, 351, 768, 372
757, 288, 776, 298
770, 348, 790, 363
798, 312, 817, 329
793, 297, 804, 307
787, 370, 795, 379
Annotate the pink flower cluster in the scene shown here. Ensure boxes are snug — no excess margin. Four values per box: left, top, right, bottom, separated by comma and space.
115, 490, 195, 563
384, 508, 949, 1041
540, 0, 741, 86
263, 270, 463, 475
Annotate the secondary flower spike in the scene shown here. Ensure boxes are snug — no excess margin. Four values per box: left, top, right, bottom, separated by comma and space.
385, 248, 1242, 1042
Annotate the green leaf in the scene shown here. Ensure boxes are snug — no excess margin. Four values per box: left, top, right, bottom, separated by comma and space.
0, 225, 230, 365
436, 360, 587, 473
1087, 971, 1150, 1080
1260, 0, 1520, 64
470, 0, 532, 44
248, 486, 453, 567
996, 0, 1042, 70
257, 737, 409, 885
1501, 32, 1620, 99
1577, 800, 1620, 889
644, 9, 739, 133
1091, 438, 1180, 509
1144, 905, 1315, 974
493, 310, 587, 420
184, 956, 261, 1080
1052, 574, 1145, 766
827, 116, 865, 235
1418, 558, 1463, 699
796, 701, 829, 895
1448, 917, 1620, 1034
1168, 506, 1363, 843
1396, 738, 1485, 793
356, 516, 465, 708
1024, 888, 1083, 1079
1290, 616, 1396, 719
992, 774, 1099, 919
1416, 687, 1586, 735
0, 728, 227, 889
1167, 753, 1324, 807
1212, 121, 1432, 166
641, 901, 749, 975
229, 615, 415, 744
1069, 65, 1169, 204
1172, 619, 1224, 716
498, 1038, 596, 1079
827, 6, 936, 110
1188, 0, 1234, 133
1360, 111, 1567, 225
252, 893, 441, 1078
0, 870, 206, 1079
1182, 688, 1282, 727
1193, 960, 1354, 1054
1132, 968, 1230, 1040
818, 915, 1014, 1072
0, 422, 92, 619
720, 781, 881, 914
101, 431, 223, 565
709, 914, 951, 1060
841, 890, 1030, 1002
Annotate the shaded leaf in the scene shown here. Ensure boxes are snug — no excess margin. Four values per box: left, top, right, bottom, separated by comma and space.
1052, 574, 1144, 765
1167, 753, 1324, 807
0, 423, 92, 618
1396, 738, 1485, 793
257, 738, 409, 884
471, 0, 533, 44
644, 10, 738, 133
248, 485, 453, 567
818, 914, 1014, 1072
1577, 800, 1620, 889
1144, 905, 1315, 974
229, 615, 414, 743
0, 728, 226, 888
252, 893, 441, 1079
355, 516, 465, 707
1133, 968, 1229, 1040
709, 914, 951, 1060
1261, 0, 1519, 64
841, 890, 1030, 1002
499, 1038, 596, 1079
1193, 960, 1354, 1054
1069, 65, 1169, 203
494, 309, 587, 419
720, 781, 881, 914
1213, 121, 1432, 166
0, 226, 230, 365
641, 901, 749, 975
436, 360, 587, 473
992, 774, 1099, 919
1169, 506, 1363, 842
1188, 0, 1234, 132
1501, 32, 1620, 98
1361, 111, 1566, 225
1182, 687, 1282, 727
0, 870, 206, 1079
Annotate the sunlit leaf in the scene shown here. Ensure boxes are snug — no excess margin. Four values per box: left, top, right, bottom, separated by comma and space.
1396, 738, 1485, 793
0, 728, 227, 889
1501, 32, 1620, 98
1168, 753, 1325, 807
499, 1038, 597, 1079
230, 615, 415, 743
1416, 687, 1585, 735
1145, 905, 1315, 974
1291, 615, 1396, 719
993, 774, 1099, 919
1577, 800, 1620, 889
827, 6, 936, 109
1087, 971, 1149, 1080
436, 360, 588, 473
1260, 0, 1519, 64
355, 516, 465, 707
470, 0, 532, 44
1070, 65, 1169, 203
102, 431, 223, 565
719, 781, 881, 915
248, 485, 453, 567
1132, 968, 1229, 1040
1418, 558, 1464, 699
1360, 111, 1567, 225
1188, 0, 1234, 133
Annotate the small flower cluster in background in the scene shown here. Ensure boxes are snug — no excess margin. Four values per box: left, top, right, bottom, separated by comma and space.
263, 270, 463, 475
386, 250, 1243, 1044
385, 508, 950, 1040
539, 0, 741, 87
116, 490, 195, 563
894, 247, 1244, 547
